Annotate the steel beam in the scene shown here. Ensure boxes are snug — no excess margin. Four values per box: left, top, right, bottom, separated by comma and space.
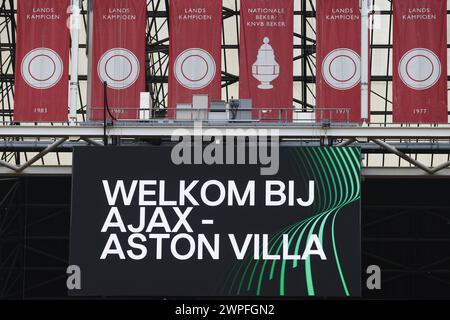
363, 168, 450, 178
3, 166, 450, 178
1, 125, 450, 139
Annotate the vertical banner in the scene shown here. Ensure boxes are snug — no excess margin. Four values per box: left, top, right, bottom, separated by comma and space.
89, 0, 146, 121
316, 0, 367, 123
239, 0, 294, 122
393, 0, 447, 123
14, 0, 70, 122
168, 0, 222, 118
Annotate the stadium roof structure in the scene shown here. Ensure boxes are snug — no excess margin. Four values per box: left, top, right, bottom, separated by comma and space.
0, 0, 449, 176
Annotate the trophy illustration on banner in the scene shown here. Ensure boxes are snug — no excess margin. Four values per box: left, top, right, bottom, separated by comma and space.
252, 37, 280, 89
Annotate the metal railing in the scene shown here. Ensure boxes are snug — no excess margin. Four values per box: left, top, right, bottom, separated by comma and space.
88, 106, 353, 126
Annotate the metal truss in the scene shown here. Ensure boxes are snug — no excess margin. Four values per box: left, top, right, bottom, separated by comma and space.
362, 204, 450, 298
0, 177, 71, 299
0, 178, 22, 299
0, 0, 450, 173
0, 124, 448, 176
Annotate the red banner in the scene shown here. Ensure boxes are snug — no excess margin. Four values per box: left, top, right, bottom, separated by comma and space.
239, 0, 293, 122
316, 0, 367, 123
89, 0, 146, 121
14, 0, 70, 122
393, 0, 447, 123
168, 0, 222, 118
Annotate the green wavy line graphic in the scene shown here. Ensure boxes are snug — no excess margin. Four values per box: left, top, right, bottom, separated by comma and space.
224, 147, 361, 297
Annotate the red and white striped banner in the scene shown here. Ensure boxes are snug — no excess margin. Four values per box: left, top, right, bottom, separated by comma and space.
316, 0, 368, 123
89, 0, 146, 121
239, 0, 294, 122
14, 0, 70, 122
393, 0, 448, 123
168, 0, 222, 119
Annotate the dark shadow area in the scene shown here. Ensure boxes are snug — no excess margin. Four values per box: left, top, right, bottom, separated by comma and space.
0, 176, 449, 299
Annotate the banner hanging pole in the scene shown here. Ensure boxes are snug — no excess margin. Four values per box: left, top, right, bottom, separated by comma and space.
360, 0, 370, 123
69, 0, 80, 124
